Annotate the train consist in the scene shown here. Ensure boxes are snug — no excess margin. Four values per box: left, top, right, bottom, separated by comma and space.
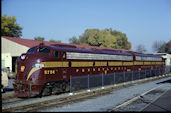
13, 43, 165, 97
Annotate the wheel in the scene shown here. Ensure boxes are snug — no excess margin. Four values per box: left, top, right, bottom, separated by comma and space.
39, 83, 52, 97
42, 87, 52, 96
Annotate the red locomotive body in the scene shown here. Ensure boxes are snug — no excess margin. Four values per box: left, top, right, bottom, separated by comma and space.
13, 43, 165, 97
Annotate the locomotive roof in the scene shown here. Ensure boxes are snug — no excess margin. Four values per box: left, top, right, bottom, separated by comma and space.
134, 53, 162, 58
38, 44, 133, 56
33, 43, 162, 58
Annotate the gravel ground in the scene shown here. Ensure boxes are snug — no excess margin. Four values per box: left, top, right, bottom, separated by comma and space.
114, 86, 169, 111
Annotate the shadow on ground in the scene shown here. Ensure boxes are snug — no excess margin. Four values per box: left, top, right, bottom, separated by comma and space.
156, 79, 171, 84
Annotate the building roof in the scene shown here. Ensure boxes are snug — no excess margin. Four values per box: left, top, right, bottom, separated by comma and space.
2, 36, 59, 48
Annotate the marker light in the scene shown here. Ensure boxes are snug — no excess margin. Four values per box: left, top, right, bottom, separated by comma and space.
21, 66, 25, 72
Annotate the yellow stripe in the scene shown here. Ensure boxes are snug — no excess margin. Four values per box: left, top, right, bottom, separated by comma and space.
151, 62, 156, 64
108, 62, 122, 66
42, 61, 68, 67
95, 61, 107, 66
123, 62, 133, 66
41, 61, 163, 68
26, 67, 40, 80
72, 61, 93, 67
127, 69, 131, 72
134, 61, 143, 65
144, 62, 151, 65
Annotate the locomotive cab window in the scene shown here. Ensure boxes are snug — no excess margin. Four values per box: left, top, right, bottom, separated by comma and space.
54, 51, 59, 58
27, 47, 35, 54
37, 47, 50, 54
62, 52, 66, 58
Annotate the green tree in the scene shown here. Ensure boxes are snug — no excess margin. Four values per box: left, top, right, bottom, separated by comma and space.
49, 39, 61, 43
109, 29, 131, 49
34, 36, 45, 41
1, 14, 23, 37
69, 28, 131, 50
69, 36, 80, 44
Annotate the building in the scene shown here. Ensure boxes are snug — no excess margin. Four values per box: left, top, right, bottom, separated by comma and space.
1, 36, 58, 72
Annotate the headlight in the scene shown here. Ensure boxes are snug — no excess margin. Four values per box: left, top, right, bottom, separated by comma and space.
21, 55, 26, 60
32, 63, 44, 68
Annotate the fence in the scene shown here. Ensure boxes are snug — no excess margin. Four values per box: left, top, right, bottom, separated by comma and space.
70, 67, 171, 93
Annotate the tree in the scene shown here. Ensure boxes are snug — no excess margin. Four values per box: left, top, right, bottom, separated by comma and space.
158, 41, 171, 53
136, 44, 147, 53
34, 36, 45, 41
49, 39, 61, 43
152, 40, 165, 53
69, 36, 80, 44
109, 29, 131, 49
1, 14, 23, 37
152, 40, 171, 53
69, 28, 131, 50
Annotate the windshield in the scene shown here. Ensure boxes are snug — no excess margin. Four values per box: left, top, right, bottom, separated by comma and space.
27, 47, 35, 54
37, 47, 50, 54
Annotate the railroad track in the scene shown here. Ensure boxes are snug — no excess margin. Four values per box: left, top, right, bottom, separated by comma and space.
3, 87, 113, 112
2, 74, 170, 112
2, 92, 16, 100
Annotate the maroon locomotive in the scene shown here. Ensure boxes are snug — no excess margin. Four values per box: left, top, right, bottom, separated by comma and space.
13, 43, 165, 97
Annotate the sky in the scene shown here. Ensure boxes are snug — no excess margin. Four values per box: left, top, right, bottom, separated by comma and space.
2, 0, 171, 53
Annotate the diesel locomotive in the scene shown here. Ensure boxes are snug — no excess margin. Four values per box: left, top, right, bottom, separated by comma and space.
13, 43, 165, 97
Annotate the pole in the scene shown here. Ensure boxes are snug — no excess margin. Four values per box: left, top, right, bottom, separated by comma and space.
70, 75, 72, 93
88, 74, 89, 89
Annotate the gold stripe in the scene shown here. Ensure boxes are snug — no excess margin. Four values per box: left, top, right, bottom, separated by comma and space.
26, 67, 40, 80
42, 61, 68, 67
134, 61, 143, 65
127, 69, 131, 72
95, 61, 107, 66
72, 61, 93, 67
41, 61, 163, 68
144, 62, 151, 65
108, 62, 122, 66
151, 62, 156, 64
123, 62, 133, 66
